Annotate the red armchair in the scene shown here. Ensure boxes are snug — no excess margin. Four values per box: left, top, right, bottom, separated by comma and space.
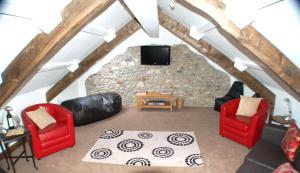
22, 103, 75, 159
219, 98, 270, 148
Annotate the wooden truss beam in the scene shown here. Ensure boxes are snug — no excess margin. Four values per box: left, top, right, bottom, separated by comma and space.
0, 0, 116, 107
46, 20, 140, 102
159, 11, 276, 113
178, 0, 300, 101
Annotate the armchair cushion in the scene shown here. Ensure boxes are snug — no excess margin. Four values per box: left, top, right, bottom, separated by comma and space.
223, 117, 249, 132
38, 122, 68, 143
236, 96, 262, 116
26, 107, 56, 129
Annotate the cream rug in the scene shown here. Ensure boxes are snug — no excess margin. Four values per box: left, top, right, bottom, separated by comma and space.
82, 130, 204, 167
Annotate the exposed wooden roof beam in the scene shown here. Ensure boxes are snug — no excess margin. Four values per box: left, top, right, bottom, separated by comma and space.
177, 0, 300, 101
159, 11, 275, 113
46, 20, 140, 102
0, 0, 116, 107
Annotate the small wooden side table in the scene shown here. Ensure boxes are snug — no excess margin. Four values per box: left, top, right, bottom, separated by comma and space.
136, 92, 173, 111
272, 115, 295, 125
0, 127, 38, 173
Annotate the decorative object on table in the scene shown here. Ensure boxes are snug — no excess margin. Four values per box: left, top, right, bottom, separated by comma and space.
214, 81, 244, 112
61, 92, 122, 126
176, 97, 184, 109
0, 127, 38, 173
22, 103, 75, 159
4, 106, 15, 130
272, 115, 295, 125
83, 130, 203, 167
283, 98, 293, 121
219, 98, 270, 148
12, 116, 21, 128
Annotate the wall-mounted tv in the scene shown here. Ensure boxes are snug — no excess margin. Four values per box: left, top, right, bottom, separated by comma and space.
141, 45, 170, 65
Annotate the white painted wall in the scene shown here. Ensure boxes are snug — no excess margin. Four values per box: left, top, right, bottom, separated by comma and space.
268, 86, 300, 124
0, 87, 48, 128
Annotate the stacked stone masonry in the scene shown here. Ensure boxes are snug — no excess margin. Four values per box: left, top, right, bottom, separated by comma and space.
85, 45, 230, 107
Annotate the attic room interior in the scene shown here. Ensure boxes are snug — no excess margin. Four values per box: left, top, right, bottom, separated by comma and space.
0, 0, 299, 172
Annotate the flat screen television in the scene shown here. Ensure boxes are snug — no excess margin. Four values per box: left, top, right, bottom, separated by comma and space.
141, 45, 170, 65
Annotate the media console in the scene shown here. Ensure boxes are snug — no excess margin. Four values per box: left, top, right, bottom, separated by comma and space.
136, 92, 173, 111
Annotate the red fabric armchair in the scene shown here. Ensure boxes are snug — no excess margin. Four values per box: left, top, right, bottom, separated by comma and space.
22, 103, 75, 159
219, 98, 270, 148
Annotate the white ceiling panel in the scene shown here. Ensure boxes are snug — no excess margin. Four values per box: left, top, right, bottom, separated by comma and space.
252, 0, 300, 68
158, 0, 211, 28
84, 1, 132, 32
124, 0, 159, 37
246, 68, 283, 90
19, 68, 69, 95
0, 15, 40, 74
203, 29, 261, 69
46, 32, 105, 64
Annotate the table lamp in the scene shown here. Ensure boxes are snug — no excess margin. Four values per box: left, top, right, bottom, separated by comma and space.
283, 98, 292, 121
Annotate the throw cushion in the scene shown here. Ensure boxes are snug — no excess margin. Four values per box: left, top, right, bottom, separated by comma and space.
273, 162, 298, 173
236, 96, 262, 116
26, 107, 56, 129
281, 123, 300, 161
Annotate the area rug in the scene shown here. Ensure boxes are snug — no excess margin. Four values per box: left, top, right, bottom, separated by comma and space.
82, 130, 204, 167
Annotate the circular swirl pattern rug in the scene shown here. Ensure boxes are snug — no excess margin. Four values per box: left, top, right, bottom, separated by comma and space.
82, 130, 204, 167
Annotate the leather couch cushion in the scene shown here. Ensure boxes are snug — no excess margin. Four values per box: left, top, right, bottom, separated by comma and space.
38, 122, 68, 143
246, 140, 288, 170
236, 160, 271, 173
292, 147, 300, 171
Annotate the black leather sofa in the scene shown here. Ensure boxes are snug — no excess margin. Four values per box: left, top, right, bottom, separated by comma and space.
61, 92, 122, 126
214, 81, 243, 112
237, 124, 300, 172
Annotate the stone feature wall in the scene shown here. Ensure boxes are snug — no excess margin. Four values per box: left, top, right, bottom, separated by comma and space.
85, 45, 230, 107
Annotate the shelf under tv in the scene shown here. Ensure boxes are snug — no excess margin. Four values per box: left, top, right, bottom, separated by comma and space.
136, 92, 173, 111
